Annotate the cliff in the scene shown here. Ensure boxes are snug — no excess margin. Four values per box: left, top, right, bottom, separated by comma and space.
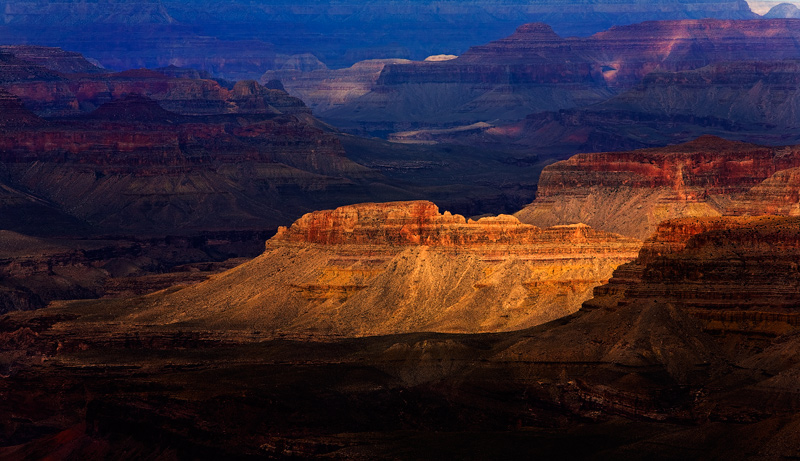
0, 45, 105, 74
9, 202, 800, 459
127, 201, 641, 336
0, 0, 755, 79
516, 136, 800, 239
0, 89, 42, 126
0, 92, 389, 234
321, 19, 800, 135
3, 70, 310, 118
586, 215, 800, 336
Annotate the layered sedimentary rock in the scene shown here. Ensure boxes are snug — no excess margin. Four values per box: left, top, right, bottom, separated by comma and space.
516, 136, 800, 239
384, 59, 800, 151
0, 89, 41, 126
0, 92, 391, 234
732, 166, 800, 215
122, 201, 641, 336
3, 69, 309, 117
0, 0, 755, 78
322, 19, 800, 135
506, 59, 800, 152
0, 45, 104, 74
0, 46, 307, 117
587, 215, 800, 336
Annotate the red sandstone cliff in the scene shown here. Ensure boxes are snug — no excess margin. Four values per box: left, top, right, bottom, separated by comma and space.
516, 136, 800, 239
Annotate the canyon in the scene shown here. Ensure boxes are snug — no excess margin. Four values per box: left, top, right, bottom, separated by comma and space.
4, 9, 800, 459
309, 19, 800, 140
2, 204, 800, 458
0, 0, 756, 77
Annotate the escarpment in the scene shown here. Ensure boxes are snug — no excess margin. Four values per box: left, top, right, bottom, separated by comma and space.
586, 215, 800, 336
517, 136, 800, 239
0, 91, 381, 234
321, 19, 800, 134
128, 201, 641, 336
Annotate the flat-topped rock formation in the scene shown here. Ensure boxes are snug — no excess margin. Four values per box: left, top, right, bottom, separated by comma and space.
0, 45, 104, 74
125, 201, 641, 336
516, 136, 800, 239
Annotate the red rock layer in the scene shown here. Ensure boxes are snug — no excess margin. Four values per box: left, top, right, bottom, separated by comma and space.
4, 72, 309, 117
275, 200, 634, 251
0, 47, 309, 117
517, 136, 800, 239
0, 94, 376, 233
536, 136, 796, 198
587, 215, 800, 335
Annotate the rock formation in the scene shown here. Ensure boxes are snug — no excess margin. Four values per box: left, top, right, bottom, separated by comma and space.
586, 215, 800, 338
0, 0, 756, 78
0, 93, 388, 234
516, 136, 800, 239
0, 45, 104, 74
320, 19, 800, 135
5, 207, 800, 458
125, 201, 641, 336
480, 59, 800, 154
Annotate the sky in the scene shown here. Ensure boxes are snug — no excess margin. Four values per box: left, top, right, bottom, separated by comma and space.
748, 0, 800, 14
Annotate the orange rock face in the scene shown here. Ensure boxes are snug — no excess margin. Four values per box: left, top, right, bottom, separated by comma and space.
276, 200, 636, 249
517, 136, 800, 239
129, 201, 642, 336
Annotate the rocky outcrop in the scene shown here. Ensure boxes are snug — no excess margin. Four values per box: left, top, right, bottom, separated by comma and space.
516, 136, 800, 239
586, 215, 800, 335
3, 69, 310, 117
0, 89, 41, 126
10, 203, 800, 460
376, 58, 800, 152
0, 0, 756, 80
732, 166, 800, 215
128, 201, 641, 336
